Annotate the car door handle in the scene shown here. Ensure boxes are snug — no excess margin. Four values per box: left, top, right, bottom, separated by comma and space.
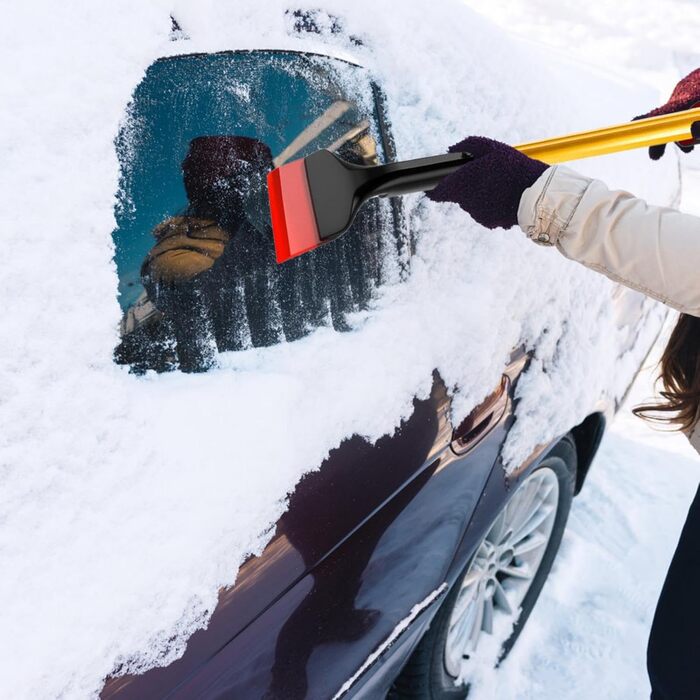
451, 376, 510, 455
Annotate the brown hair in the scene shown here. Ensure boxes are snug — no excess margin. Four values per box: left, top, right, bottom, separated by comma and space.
634, 314, 700, 431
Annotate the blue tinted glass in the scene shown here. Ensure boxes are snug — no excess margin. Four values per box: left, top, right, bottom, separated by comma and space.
113, 50, 396, 373
115, 51, 381, 310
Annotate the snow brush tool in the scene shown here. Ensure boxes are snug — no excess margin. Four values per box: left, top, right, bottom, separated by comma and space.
268, 107, 700, 263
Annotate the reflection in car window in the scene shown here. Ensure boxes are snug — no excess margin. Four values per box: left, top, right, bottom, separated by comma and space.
113, 51, 403, 373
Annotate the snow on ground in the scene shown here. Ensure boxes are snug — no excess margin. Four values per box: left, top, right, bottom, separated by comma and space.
458, 2, 700, 697
0, 1, 689, 698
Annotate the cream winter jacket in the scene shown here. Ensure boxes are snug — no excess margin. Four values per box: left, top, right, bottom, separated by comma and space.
517, 165, 700, 450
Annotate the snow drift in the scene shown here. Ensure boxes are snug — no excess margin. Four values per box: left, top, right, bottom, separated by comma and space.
0, 1, 678, 697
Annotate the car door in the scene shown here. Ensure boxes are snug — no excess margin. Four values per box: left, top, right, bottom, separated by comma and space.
101, 349, 527, 698
103, 48, 526, 698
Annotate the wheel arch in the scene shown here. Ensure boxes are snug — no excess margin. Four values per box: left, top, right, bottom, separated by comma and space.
570, 412, 607, 495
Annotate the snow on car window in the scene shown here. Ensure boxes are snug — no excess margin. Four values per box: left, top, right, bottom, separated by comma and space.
113, 51, 403, 373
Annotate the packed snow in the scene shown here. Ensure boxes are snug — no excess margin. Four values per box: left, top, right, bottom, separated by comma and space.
0, 1, 689, 698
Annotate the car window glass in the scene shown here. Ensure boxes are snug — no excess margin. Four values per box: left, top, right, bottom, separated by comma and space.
113, 51, 402, 373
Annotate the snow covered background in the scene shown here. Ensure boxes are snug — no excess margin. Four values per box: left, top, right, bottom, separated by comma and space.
0, 0, 697, 698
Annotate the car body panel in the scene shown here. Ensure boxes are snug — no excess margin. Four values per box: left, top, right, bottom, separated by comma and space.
102, 349, 531, 699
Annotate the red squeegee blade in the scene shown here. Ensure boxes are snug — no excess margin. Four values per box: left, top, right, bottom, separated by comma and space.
267, 159, 322, 264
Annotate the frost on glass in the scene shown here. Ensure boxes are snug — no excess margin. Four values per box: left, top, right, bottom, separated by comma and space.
113, 51, 402, 373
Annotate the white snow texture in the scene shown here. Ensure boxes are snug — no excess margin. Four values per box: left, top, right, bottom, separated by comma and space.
0, 1, 687, 698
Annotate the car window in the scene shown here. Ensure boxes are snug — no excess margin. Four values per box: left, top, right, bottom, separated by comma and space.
113, 50, 404, 373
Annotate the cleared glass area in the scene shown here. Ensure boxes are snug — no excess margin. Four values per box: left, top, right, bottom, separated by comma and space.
113, 50, 402, 372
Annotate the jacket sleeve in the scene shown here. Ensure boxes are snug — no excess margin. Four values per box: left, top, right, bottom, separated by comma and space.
517, 165, 700, 317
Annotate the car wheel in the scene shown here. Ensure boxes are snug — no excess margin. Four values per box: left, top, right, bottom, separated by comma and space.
390, 436, 577, 699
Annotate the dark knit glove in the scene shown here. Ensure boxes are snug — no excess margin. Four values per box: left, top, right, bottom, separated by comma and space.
635, 68, 700, 160
427, 136, 548, 230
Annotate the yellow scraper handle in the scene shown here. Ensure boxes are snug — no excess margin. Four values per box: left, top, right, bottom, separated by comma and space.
515, 108, 700, 164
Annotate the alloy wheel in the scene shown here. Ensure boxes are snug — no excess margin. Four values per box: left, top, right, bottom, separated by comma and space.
443, 467, 560, 678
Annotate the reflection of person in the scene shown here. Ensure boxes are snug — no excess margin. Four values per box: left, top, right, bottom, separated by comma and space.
116, 135, 291, 372
264, 397, 440, 699
427, 69, 700, 699
116, 129, 384, 373
141, 136, 279, 372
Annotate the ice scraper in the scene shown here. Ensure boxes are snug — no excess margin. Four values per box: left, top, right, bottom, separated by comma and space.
268, 107, 700, 263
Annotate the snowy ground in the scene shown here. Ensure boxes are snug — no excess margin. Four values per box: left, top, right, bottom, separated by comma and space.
460, 2, 700, 697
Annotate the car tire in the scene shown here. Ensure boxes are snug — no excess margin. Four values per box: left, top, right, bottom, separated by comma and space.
389, 435, 577, 699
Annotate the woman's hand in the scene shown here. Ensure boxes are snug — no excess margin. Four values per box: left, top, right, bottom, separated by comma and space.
426, 136, 548, 230
635, 68, 700, 160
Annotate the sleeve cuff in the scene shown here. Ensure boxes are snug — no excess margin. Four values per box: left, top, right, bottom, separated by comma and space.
517, 165, 594, 247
